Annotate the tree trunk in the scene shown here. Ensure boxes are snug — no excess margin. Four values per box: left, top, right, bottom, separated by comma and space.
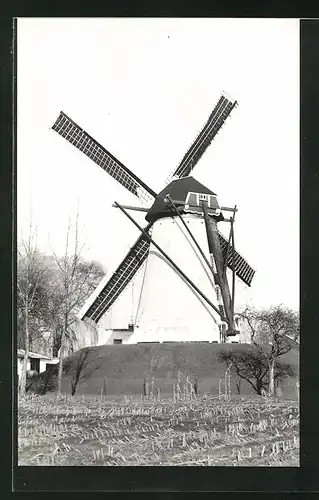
19, 302, 29, 395
256, 379, 263, 395
268, 358, 275, 397
71, 377, 76, 396
57, 311, 68, 395
236, 376, 241, 395
57, 330, 65, 395
19, 355, 28, 395
52, 328, 62, 358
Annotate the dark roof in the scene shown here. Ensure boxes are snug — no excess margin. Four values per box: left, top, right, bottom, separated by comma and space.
145, 176, 217, 223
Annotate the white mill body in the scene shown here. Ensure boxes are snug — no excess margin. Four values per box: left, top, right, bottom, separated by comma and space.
130, 213, 222, 343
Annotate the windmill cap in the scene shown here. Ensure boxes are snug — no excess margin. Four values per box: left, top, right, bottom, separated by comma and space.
145, 176, 217, 223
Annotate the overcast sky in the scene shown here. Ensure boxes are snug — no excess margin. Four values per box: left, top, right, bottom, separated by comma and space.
17, 18, 299, 311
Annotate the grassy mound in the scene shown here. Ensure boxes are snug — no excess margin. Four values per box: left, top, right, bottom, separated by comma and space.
29, 342, 299, 399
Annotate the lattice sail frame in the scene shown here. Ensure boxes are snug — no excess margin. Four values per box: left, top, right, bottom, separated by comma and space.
82, 223, 153, 323
52, 112, 156, 204
217, 231, 255, 286
165, 93, 237, 185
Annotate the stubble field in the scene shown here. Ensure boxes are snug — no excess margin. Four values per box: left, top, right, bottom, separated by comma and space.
18, 393, 299, 467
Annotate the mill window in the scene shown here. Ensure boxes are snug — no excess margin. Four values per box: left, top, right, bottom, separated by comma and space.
199, 194, 208, 201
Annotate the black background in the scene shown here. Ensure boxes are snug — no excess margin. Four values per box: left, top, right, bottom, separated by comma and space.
1, 14, 319, 494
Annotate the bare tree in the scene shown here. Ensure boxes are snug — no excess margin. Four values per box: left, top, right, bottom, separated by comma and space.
218, 348, 295, 396
53, 214, 81, 395
238, 305, 299, 396
17, 224, 48, 394
51, 210, 104, 395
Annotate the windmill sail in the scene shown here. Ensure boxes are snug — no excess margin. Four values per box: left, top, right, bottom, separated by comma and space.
70, 92, 254, 325
82, 223, 153, 323
218, 231, 255, 286
165, 93, 237, 183
52, 111, 156, 204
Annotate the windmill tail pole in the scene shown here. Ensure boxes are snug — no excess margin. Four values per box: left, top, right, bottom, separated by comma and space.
165, 195, 216, 278
202, 202, 235, 335
223, 204, 237, 279
231, 217, 236, 318
114, 201, 227, 323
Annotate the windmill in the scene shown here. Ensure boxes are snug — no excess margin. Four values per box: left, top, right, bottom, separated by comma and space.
52, 92, 255, 344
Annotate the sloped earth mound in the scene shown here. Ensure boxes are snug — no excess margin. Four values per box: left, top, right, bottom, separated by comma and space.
28, 343, 299, 399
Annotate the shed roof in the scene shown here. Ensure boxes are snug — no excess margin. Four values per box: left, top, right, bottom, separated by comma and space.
17, 349, 53, 360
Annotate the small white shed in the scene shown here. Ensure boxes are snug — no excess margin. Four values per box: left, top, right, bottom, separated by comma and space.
17, 349, 59, 380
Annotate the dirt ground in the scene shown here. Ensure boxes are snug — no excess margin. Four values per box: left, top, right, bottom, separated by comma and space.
18, 394, 299, 466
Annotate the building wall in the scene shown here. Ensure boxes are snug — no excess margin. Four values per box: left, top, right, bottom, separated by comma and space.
105, 329, 134, 344
39, 359, 48, 374
130, 214, 221, 343
73, 216, 254, 347
17, 357, 52, 380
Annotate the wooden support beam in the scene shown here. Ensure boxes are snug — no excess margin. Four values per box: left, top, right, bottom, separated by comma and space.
114, 201, 227, 322
112, 203, 149, 212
